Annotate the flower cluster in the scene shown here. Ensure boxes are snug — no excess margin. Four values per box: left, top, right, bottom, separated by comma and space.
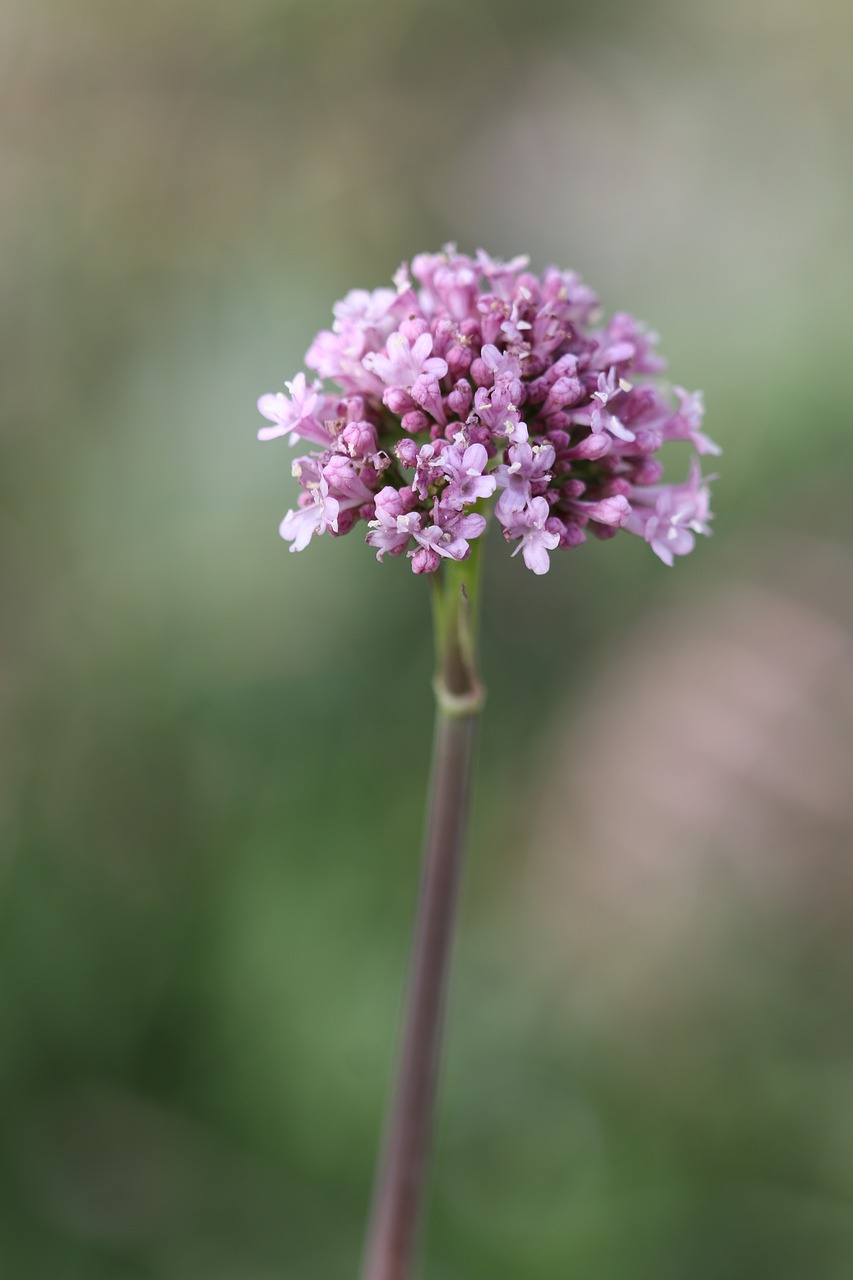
258, 248, 718, 574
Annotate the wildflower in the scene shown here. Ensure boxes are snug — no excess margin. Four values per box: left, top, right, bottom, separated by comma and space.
439, 442, 497, 511
259, 247, 718, 573
257, 373, 335, 447
625, 461, 714, 566
504, 497, 562, 575
363, 331, 448, 392
493, 439, 555, 521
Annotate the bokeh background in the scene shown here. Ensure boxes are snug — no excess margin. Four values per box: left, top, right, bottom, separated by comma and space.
3, 1, 853, 1276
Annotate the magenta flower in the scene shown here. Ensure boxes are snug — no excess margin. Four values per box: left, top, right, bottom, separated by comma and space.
258, 246, 718, 572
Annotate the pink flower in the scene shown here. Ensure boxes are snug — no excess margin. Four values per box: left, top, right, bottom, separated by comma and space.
589, 370, 635, 443
665, 387, 721, 456
625, 462, 713, 566
412, 505, 487, 564
439, 443, 497, 510
504, 497, 561, 575
494, 440, 555, 521
279, 461, 339, 551
259, 246, 717, 575
279, 454, 375, 552
366, 487, 422, 561
363, 332, 448, 391
257, 373, 335, 447
332, 287, 398, 342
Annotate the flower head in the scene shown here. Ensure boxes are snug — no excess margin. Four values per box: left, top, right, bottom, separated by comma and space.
259, 246, 718, 573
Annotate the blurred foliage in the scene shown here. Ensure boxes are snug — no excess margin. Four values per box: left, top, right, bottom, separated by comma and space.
2, 0, 853, 1276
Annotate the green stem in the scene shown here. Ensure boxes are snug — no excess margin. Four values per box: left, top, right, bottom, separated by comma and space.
360, 554, 484, 1280
431, 539, 485, 715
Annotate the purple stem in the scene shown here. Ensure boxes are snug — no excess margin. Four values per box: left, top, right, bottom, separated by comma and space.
360, 687, 480, 1280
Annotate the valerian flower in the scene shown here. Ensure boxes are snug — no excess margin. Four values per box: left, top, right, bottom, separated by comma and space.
259, 247, 718, 573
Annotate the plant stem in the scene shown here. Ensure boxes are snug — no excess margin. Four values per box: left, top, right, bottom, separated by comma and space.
360, 554, 484, 1280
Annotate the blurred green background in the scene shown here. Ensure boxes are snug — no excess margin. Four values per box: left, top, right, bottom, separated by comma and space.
3, 1, 853, 1276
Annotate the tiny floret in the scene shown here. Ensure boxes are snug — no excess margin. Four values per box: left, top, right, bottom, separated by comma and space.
258, 246, 718, 573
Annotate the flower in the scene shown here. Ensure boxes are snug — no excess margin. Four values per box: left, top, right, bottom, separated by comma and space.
504, 497, 561, 575
624, 460, 715, 567
494, 439, 555, 521
363, 331, 448, 392
257, 373, 336, 447
439, 442, 497, 511
259, 246, 718, 573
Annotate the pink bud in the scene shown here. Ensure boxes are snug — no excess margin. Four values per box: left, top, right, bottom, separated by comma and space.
446, 344, 472, 378
411, 546, 441, 574
466, 424, 491, 448
331, 507, 359, 537
632, 459, 664, 485
446, 380, 473, 417
343, 395, 366, 421
632, 428, 663, 453
587, 495, 630, 526
572, 433, 612, 460
431, 317, 456, 355
557, 520, 587, 549
545, 375, 583, 411
383, 387, 416, 414
401, 410, 429, 434
470, 358, 491, 387
601, 477, 632, 499
340, 420, 379, 459
395, 439, 419, 469
374, 485, 415, 519
399, 316, 429, 342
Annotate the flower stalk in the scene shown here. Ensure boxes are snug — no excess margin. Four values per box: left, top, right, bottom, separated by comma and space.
360, 555, 483, 1280
255, 245, 717, 1278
